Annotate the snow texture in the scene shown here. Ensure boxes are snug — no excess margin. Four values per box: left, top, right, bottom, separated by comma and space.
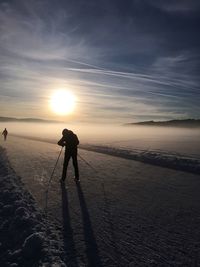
0, 147, 65, 267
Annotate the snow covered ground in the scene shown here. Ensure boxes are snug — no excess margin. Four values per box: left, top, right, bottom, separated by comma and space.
1, 135, 200, 266
0, 146, 65, 267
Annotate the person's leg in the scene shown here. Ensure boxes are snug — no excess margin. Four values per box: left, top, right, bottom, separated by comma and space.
62, 152, 71, 181
72, 150, 79, 179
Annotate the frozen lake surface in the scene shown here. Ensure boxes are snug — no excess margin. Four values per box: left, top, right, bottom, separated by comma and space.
1, 134, 200, 266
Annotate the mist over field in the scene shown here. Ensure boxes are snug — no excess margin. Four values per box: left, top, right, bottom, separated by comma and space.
1, 122, 200, 158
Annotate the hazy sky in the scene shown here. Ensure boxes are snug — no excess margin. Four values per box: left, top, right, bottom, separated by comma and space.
0, 0, 200, 123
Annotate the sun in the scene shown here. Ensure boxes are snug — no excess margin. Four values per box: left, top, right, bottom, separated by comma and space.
50, 90, 76, 115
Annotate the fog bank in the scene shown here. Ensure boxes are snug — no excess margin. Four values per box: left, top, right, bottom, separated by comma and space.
0, 122, 200, 158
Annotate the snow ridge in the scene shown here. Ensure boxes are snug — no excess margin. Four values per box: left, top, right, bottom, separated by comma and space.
0, 147, 65, 267
9, 134, 200, 174
80, 145, 200, 175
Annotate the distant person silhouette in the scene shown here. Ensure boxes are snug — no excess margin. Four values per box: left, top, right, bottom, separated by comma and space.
2, 128, 8, 141
58, 128, 80, 182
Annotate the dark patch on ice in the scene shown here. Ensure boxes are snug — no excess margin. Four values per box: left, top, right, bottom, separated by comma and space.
75, 182, 103, 267
60, 182, 79, 266
22, 232, 45, 259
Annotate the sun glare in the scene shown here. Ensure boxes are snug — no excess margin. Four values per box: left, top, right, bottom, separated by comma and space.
50, 90, 76, 115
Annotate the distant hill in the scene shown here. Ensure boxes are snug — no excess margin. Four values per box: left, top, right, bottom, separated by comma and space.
0, 116, 61, 123
124, 119, 200, 128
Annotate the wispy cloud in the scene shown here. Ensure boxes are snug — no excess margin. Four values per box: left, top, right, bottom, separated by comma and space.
148, 0, 200, 13
0, 0, 199, 122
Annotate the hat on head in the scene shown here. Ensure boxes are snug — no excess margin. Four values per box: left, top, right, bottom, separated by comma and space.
62, 128, 69, 136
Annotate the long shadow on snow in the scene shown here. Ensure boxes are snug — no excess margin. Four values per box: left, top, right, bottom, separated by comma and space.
75, 181, 103, 267
61, 183, 79, 267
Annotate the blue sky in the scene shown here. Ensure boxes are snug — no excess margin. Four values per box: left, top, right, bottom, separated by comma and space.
0, 0, 200, 123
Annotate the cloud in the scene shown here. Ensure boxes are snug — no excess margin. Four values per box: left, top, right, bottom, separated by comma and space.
0, 0, 199, 122
148, 0, 200, 14
0, 0, 101, 63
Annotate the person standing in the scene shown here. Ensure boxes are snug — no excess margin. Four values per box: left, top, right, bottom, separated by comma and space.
2, 128, 8, 141
58, 128, 80, 182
